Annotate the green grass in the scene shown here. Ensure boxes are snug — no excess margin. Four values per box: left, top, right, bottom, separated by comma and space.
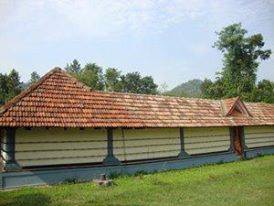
1, 155, 274, 206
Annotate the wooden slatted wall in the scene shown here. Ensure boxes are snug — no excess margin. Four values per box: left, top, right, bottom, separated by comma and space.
184, 127, 230, 155
15, 128, 107, 167
245, 126, 274, 148
113, 128, 180, 161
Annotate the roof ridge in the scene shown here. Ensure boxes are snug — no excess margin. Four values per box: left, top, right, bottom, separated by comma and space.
89, 90, 220, 102
0, 67, 63, 115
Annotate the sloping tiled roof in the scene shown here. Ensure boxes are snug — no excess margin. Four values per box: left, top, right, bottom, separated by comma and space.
0, 68, 273, 128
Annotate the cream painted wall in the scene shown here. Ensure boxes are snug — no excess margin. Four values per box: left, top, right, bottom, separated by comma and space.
15, 128, 107, 167
12, 125, 274, 168
184, 127, 230, 155
113, 128, 180, 161
245, 126, 274, 148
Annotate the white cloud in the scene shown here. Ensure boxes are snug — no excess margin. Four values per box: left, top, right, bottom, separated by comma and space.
0, 0, 273, 83
50, 0, 200, 37
1, 0, 273, 41
0, 0, 208, 42
205, 0, 274, 31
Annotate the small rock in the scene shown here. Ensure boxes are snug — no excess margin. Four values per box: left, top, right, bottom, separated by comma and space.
93, 173, 113, 186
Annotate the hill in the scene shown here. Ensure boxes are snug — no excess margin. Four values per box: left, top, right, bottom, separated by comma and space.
165, 79, 202, 97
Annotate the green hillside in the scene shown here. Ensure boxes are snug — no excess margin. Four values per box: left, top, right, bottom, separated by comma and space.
165, 79, 202, 97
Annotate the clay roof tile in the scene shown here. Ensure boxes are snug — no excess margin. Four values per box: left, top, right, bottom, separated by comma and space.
0, 68, 273, 128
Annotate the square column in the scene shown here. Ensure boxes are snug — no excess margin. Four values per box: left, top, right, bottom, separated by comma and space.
103, 128, 121, 165
178, 128, 190, 159
2, 128, 21, 171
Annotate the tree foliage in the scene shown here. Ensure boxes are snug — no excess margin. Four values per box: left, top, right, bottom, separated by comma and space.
7, 69, 22, 101
65, 59, 158, 94
201, 78, 224, 99
251, 80, 274, 103
79, 63, 105, 90
0, 69, 22, 104
120, 72, 142, 93
201, 23, 272, 103
0, 73, 9, 105
30, 71, 40, 84
120, 72, 157, 94
104, 68, 123, 92
139, 76, 158, 95
65, 59, 81, 74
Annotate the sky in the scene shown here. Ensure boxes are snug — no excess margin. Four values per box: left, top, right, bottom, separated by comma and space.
0, 0, 274, 89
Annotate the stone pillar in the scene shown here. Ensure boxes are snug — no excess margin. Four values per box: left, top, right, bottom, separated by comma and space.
3, 128, 21, 171
178, 128, 190, 159
103, 128, 121, 165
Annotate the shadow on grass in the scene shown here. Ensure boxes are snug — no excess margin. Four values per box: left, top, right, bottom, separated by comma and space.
2, 193, 50, 206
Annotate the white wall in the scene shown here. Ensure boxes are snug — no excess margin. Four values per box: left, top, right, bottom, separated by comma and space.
16, 127, 181, 166
13, 125, 274, 168
245, 126, 274, 148
113, 128, 180, 161
184, 127, 230, 155
15, 128, 107, 167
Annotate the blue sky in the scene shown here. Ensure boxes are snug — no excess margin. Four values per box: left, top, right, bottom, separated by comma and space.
0, 0, 274, 89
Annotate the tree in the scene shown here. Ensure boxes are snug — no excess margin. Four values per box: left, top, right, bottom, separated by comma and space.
104, 68, 123, 92
79, 63, 104, 90
7, 69, 22, 100
251, 80, 274, 103
201, 78, 225, 99
139, 76, 158, 94
120, 72, 142, 93
30, 71, 40, 84
0, 69, 22, 104
65, 59, 81, 74
0, 73, 9, 105
119, 72, 158, 94
201, 79, 214, 99
202, 23, 271, 101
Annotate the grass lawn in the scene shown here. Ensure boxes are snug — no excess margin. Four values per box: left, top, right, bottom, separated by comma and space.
0, 155, 274, 206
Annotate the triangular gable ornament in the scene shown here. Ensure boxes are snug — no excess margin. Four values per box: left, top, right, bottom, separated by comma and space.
222, 97, 252, 117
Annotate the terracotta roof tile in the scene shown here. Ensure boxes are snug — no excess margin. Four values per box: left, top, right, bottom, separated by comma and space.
0, 68, 274, 128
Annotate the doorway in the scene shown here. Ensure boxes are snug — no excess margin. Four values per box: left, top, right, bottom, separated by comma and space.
230, 127, 244, 156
